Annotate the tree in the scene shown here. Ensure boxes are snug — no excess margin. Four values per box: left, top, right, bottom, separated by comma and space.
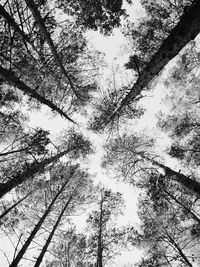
9, 164, 78, 267
0, 130, 92, 198
45, 228, 88, 267
56, 0, 133, 35
0, 0, 98, 121
103, 133, 200, 196
86, 188, 127, 266
0, 128, 50, 158
90, 0, 200, 130
0, 66, 75, 123
130, 171, 200, 267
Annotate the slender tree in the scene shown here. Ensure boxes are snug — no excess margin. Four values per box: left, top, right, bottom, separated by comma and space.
33, 192, 75, 267
24, 0, 82, 100
0, 130, 91, 198
104, 133, 200, 197
9, 166, 76, 267
0, 66, 75, 123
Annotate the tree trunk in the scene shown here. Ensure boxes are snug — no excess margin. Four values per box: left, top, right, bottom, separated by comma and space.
0, 4, 30, 44
151, 159, 200, 197
0, 149, 70, 198
33, 193, 75, 267
97, 194, 104, 267
0, 4, 68, 88
0, 148, 28, 157
0, 192, 31, 220
24, 0, 81, 100
164, 189, 200, 224
165, 230, 193, 267
105, 0, 200, 126
0, 66, 75, 123
9, 177, 71, 267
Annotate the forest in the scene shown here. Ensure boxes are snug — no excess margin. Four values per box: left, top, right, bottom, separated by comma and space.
1, 0, 200, 266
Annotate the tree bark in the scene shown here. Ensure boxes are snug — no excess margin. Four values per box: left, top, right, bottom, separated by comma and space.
0, 66, 75, 123
165, 230, 193, 267
33, 193, 75, 267
0, 4, 30, 44
104, 0, 200, 126
97, 194, 104, 267
24, 0, 81, 100
0, 148, 28, 157
164, 189, 200, 224
0, 149, 70, 198
0, 192, 31, 220
9, 177, 72, 267
151, 159, 200, 197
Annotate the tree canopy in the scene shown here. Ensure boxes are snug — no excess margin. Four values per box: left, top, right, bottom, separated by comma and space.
1, 0, 200, 266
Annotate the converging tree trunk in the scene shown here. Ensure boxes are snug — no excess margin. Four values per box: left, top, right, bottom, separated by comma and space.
0, 66, 75, 123
0, 149, 70, 198
163, 189, 200, 225
151, 159, 200, 197
97, 193, 104, 267
34, 192, 75, 267
0, 192, 31, 220
105, 0, 200, 126
24, 0, 81, 99
9, 177, 72, 267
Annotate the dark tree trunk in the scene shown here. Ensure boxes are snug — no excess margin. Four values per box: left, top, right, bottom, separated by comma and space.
165, 230, 193, 267
164, 189, 200, 224
0, 148, 28, 157
0, 149, 70, 198
0, 66, 75, 123
105, 0, 200, 126
151, 159, 200, 197
9, 178, 71, 267
24, 0, 81, 99
0, 192, 31, 220
0, 4, 30, 44
97, 194, 104, 267
33, 193, 74, 267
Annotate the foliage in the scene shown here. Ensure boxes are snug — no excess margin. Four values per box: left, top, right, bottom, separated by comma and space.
56, 0, 133, 35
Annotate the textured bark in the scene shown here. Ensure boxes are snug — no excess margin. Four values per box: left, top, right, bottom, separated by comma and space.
9, 177, 72, 267
24, 0, 81, 99
105, 0, 200, 126
0, 149, 69, 198
33, 193, 74, 267
152, 160, 200, 197
0, 66, 75, 123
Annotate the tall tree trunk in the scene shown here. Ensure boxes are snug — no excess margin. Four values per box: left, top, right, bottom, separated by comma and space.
0, 149, 71, 198
0, 192, 31, 220
24, 0, 81, 100
0, 148, 28, 157
104, 0, 200, 126
0, 66, 75, 123
163, 189, 200, 224
151, 159, 200, 197
9, 177, 72, 267
33, 192, 75, 267
164, 230, 193, 267
0, 4, 30, 44
97, 194, 104, 267
0, 4, 67, 86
